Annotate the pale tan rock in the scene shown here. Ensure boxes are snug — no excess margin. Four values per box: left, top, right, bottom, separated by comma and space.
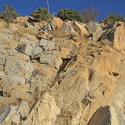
90, 52, 119, 75
52, 17, 64, 27
113, 22, 125, 50
74, 21, 89, 35
86, 23, 102, 42
18, 101, 30, 117
51, 23, 76, 38
38, 92, 60, 123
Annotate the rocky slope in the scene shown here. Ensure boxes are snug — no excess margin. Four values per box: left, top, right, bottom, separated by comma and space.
0, 17, 125, 125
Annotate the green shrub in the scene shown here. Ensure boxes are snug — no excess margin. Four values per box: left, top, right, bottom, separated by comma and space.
0, 4, 20, 23
31, 7, 50, 22
81, 7, 100, 22
57, 8, 84, 23
104, 13, 125, 25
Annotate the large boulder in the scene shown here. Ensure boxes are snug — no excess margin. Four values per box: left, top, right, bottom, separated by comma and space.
88, 106, 119, 125
90, 52, 119, 76
86, 23, 102, 42
51, 17, 64, 28
51, 23, 76, 38
38, 39, 56, 51
40, 52, 62, 68
73, 21, 89, 35
100, 22, 125, 50
111, 22, 125, 50
17, 44, 33, 56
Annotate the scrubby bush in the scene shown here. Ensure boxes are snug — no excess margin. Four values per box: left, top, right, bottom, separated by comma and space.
31, 7, 50, 22
104, 13, 125, 25
0, 4, 20, 23
81, 7, 100, 22
57, 8, 84, 23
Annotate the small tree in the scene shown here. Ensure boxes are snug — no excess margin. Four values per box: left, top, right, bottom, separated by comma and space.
0, 4, 20, 23
104, 13, 125, 25
57, 9, 84, 23
31, 7, 50, 22
104, 13, 116, 25
116, 14, 125, 22
81, 7, 100, 22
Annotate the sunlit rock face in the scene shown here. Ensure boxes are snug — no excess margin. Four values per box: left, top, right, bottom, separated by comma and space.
0, 18, 125, 125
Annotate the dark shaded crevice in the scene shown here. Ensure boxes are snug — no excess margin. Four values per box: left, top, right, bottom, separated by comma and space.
0, 91, 3, 96
97, 35, 102, 42
31, 70, 38, 77
90, 53, 95, 57
3, 59, 6, 71
81, 96, 91, 107
109, 72, 119, 76
112, 72, 119, 76
88, 70, 94, 82
88, 33, 93, 38
32, 57, 40, 63
57, 58, 72, 75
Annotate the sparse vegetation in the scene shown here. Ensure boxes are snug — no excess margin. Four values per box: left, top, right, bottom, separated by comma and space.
23, 28, 35, 35
103, 13, 125, 25
81, 7, 100, 22
0, 4, 20, 23
30, 7, 50, 22
57, 8, 84, 23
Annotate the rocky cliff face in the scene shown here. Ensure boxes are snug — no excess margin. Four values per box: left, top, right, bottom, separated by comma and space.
0, 17, 125, 125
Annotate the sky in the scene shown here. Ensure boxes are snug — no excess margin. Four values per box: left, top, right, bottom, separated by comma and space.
0, 0, 125, 21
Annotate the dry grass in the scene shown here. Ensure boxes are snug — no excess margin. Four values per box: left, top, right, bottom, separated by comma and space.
23, 28, 35, 35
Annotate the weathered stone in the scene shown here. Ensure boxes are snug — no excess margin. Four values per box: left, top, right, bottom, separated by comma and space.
51, 23, 76, 38
23, 33, 38, 43
12, 114, 20, 124
17, 44, 33, 56
0, 106, 11, 123
5, 57, 34, 76
0, 106, 17, 125
88, 106, 119, 125
32, 46, 43, 59
19, 34, 38, 45
3, 75, 25, 85
53, 68, 88, 109
52, 17, 64, 28
40, 52, 62, 68
91, 52, 119, 75
38, 39, 56, 51
5, 58, 23, 75
18, 101, 30, 117
37, 92, 60, 124
86, 23, 102, 42
74, 21, 89, 35
112, 22, 125, 50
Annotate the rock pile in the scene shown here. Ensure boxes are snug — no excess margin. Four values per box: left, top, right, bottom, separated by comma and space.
0, 17, 125, 125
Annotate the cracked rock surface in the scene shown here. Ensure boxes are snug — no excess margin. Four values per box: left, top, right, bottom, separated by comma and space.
0, 17, 125, 125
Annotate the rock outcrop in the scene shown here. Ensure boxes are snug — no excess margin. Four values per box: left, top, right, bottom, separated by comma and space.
0, 18, 125, 125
